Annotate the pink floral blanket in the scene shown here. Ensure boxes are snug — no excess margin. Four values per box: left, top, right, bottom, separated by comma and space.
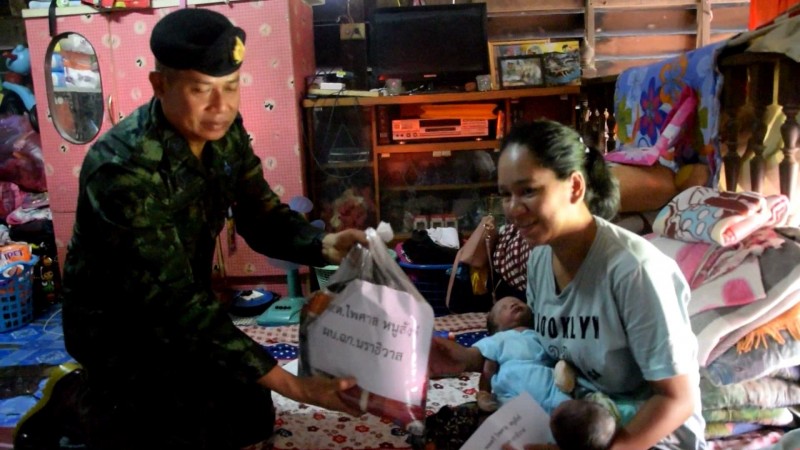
652, 186, 789, 247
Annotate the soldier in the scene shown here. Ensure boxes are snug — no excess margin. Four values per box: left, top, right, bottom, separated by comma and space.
14, 8, 366, 450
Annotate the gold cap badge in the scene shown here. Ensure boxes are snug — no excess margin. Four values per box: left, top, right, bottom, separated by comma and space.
232, 36, 245, 65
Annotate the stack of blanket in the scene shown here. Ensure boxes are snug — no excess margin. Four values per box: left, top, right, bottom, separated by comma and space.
648, 186, 800, 444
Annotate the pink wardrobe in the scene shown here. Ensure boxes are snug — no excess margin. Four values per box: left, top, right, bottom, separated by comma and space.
22, 0, 316, 293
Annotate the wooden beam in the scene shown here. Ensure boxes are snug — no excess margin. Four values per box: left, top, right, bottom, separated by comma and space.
698, 0, 711, 47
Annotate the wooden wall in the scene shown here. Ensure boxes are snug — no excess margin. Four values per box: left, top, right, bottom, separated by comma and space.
315, 0, 749, 83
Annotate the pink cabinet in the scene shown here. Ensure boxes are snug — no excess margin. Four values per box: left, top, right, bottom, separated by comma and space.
23, 0, 316, 293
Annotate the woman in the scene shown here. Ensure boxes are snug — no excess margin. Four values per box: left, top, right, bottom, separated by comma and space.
430, 120, 706, 450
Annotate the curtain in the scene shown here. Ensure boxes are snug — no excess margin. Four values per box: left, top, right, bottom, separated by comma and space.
749, 0, 800, 30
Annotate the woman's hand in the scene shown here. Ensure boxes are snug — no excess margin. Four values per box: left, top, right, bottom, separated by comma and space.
321, 229, 368, 264
608, 374, 695, 450
258, 366, 363, 416
429, 336, 483, 377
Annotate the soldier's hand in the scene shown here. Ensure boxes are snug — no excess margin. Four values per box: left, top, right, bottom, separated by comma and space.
321, 229, 368, 264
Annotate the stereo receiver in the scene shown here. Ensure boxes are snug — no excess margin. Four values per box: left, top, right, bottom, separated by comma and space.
391, 118, 489, 141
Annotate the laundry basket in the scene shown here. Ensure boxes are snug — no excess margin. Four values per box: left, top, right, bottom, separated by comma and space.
0, 256, 39, 333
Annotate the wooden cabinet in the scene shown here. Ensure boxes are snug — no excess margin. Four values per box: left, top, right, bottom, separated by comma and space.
302, 86, 579, 238
23, 0, 316, 292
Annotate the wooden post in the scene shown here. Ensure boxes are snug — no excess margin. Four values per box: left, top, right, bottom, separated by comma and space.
747, 62, 775, 194
778, 57, 800, 200
720, 63, 747, 193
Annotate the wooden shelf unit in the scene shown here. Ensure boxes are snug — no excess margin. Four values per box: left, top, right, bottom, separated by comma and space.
302, 85, 579, 235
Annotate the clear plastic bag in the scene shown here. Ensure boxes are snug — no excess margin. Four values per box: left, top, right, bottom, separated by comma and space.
299, 226, 434, 442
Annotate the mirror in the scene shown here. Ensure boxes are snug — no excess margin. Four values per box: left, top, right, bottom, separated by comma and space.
45, 33, 103, 144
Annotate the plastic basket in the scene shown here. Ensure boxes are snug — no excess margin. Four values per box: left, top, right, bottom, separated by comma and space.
397, 261, 451, 317
314, 264, 339, 291
0, 256, 38, 333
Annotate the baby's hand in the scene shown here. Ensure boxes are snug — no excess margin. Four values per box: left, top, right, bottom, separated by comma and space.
554, 360, 577, 394
477, 390, 499, 412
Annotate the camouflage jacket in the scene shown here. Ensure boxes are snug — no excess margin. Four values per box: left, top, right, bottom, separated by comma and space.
62, 98, 325, 385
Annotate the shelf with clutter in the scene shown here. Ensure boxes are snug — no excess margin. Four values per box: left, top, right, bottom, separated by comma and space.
302, 85, 580, 239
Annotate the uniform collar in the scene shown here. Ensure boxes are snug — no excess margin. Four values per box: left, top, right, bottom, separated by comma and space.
144, 98, 203, 174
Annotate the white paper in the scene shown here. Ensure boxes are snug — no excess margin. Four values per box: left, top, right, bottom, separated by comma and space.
281, 359, 299, 375
462, 392, 553, 450
306, 279, 433, 405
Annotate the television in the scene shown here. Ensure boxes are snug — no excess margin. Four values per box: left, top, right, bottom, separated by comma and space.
368, 3, 489, 91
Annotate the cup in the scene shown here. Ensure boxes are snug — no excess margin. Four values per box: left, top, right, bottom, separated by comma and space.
476, 74, 492, 92
385, 78, 403, 95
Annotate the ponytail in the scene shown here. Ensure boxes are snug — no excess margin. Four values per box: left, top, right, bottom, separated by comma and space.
583, 146, 619, 220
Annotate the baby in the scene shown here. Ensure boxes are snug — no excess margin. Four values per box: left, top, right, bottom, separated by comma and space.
474, 296, 621, 450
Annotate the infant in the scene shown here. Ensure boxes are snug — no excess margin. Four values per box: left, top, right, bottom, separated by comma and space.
474, 296, 620, 450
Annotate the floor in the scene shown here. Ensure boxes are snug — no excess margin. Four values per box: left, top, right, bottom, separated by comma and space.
0, 304, 72, 448
0, 306, 491, 450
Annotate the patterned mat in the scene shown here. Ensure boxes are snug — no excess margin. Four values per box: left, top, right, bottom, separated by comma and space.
250, 313, 488, 450
0, 309, 792, 449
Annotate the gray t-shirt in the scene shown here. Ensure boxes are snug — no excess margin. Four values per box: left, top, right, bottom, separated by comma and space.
526, 217, 707, 450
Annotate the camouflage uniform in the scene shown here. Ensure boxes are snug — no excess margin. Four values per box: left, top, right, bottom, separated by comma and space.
61, 98, 326, 449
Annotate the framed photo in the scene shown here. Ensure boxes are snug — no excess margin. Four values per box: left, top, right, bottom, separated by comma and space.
487, 38, 549, 89
498, 55, 544, 89
542, 41, 582, 86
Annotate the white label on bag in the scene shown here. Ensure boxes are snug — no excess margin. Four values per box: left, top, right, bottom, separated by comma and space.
306, 279, 433, 405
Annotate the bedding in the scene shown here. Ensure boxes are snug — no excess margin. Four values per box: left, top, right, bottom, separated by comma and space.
643, 183, 800, 445
611, 41, 724, 183
704, 330, 800, 386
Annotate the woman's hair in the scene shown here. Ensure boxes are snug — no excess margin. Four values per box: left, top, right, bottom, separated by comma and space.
500, 119, 620, 220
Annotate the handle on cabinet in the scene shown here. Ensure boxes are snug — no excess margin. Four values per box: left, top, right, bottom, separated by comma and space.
106, 94, 117, 126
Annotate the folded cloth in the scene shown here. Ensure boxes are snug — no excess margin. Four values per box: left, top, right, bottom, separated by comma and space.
653, 186, 789, 246
605, 85, 698, 171
426, 227, 459, 249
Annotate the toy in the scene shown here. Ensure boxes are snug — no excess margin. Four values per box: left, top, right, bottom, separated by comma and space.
256, 195, 317, 327
256, 296, 306, 327
230, 289, 278, 317
1, 45, 38, 132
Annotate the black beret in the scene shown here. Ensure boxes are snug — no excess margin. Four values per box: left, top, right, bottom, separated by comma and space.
150, 8, 246, 77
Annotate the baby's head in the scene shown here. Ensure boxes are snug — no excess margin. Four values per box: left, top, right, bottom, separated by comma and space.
550, 399, 616, 450
486, 296, 532, 335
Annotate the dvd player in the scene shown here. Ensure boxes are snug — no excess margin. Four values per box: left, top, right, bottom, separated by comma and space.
391, 118, 489, 141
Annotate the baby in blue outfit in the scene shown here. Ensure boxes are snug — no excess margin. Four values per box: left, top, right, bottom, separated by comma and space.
474, 296, 625, 450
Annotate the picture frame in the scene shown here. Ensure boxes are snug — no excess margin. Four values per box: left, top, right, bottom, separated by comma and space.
487, 38, 549, 90
498, 55, 545, 89
542, 41, 582, 86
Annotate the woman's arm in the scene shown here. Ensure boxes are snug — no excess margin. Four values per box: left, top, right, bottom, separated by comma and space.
479, 358, 497, 393
477, 358, 499, 412
609, 374, 695, 450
